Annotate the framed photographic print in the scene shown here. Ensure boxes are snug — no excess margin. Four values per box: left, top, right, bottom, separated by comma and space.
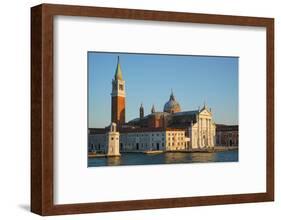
31, 3, 274, 216
87, 52, 238, 167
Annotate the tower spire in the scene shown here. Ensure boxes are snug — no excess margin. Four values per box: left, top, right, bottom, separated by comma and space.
140, 102, 144, 119
114, 56, 123, 80
170, 89, 175, 101
151, 104, 155, 113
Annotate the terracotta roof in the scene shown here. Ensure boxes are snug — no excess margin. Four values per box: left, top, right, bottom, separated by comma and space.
119, 127, 186, 133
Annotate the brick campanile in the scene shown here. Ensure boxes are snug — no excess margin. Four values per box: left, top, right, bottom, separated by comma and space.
111, 56, 126, 126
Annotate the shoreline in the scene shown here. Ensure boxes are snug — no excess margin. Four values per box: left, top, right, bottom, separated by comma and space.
88, 146, 238, 158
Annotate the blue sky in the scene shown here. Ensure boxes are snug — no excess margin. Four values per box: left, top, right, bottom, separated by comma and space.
88, 52, 238, 128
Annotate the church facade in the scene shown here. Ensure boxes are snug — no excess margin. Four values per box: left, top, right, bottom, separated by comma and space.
88, 57, 216, 155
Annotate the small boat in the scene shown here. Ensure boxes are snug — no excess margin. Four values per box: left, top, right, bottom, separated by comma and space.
144, 150, 163, 154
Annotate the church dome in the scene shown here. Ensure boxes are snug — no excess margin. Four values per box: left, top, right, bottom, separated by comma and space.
163, 91, 181, 113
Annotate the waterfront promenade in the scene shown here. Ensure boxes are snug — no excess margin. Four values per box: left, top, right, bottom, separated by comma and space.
88, 146, 238, 158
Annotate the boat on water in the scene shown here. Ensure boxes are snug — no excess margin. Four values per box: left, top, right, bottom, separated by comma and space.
144, 150, 163, 154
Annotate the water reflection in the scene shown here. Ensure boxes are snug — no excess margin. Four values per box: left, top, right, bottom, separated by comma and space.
107, 156, 121, 166
88, 150, 238, 167
164, 152, 192, 164
189, 152, 216, 163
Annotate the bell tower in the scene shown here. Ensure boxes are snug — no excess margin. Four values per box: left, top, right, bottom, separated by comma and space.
111, 56, 126, 126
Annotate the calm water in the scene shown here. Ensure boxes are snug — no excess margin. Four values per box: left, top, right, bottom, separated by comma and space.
88, 150, 238, 167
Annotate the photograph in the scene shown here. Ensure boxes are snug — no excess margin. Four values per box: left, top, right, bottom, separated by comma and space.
88, 52, 239, 167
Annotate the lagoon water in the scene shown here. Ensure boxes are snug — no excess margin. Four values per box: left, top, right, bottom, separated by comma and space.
88, 150, 238, 167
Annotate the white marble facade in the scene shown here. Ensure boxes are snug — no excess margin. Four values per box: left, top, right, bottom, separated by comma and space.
189, 106, 216, 149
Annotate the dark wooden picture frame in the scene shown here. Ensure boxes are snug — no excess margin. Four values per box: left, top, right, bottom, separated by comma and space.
31, 3, 274, 216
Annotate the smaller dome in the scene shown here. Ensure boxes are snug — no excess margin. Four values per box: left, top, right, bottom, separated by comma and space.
163, 92, 181, 113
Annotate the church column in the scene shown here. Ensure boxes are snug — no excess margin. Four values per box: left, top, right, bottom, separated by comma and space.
205, 119, 207, 146
198, 118, 201, 147
197, 116, 200, 148
209, 119, 211, 146
201, 118, 203, 147
209, 119, 212, 146
211, 120, 213, 146
200, 118, 202, 147
205, 118, 207, 147
201, 119, 204, 147
202, 119, 205, 147
202, 119, 204, 147
206, 119, 208, 146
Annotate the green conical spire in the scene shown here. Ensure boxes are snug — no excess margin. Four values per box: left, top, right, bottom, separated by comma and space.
114, 56, 123, 80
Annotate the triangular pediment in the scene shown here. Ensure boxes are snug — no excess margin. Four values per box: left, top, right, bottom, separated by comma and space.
199, 108, 212, 116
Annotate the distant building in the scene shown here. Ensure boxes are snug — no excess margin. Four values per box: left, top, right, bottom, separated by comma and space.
89, 56, 217, 154
89, 127, 190, 153
216, 124, 239, 146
